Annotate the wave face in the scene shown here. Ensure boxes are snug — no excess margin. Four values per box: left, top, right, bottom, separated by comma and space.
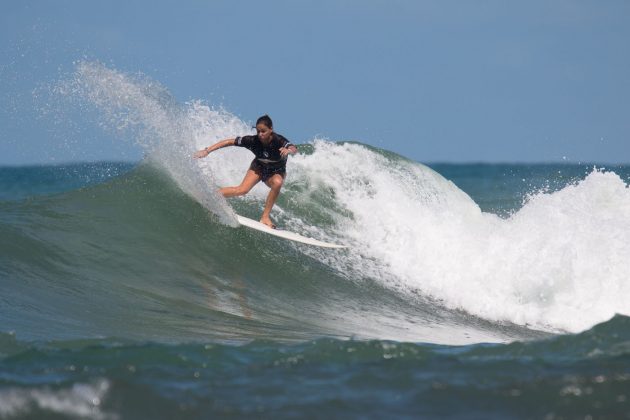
0, 162, 540, 345
2, 61, 630, 347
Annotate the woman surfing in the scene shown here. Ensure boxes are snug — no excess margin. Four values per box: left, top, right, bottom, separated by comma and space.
193, 115, 297, 228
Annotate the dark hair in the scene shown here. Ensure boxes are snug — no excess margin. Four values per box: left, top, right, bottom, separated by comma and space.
256, 114, 273, 129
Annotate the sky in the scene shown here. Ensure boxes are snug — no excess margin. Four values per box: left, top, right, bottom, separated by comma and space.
1, 0, 629, 165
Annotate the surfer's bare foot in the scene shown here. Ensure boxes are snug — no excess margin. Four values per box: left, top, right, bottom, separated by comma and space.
260, 217, 276, 229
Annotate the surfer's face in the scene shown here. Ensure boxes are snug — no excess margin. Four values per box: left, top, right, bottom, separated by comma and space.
256, 123, 273, 143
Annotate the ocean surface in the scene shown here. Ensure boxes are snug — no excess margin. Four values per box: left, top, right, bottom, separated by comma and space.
1, 62, 630, 418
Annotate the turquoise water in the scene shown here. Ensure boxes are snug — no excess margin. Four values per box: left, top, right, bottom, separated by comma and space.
1, 158, 629, 419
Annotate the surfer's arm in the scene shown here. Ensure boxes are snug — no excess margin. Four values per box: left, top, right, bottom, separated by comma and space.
193, 138, 236, 159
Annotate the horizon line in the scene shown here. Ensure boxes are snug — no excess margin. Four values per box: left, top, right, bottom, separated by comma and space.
1, 159, 629, 168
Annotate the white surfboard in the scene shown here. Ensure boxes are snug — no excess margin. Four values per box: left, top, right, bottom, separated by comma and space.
236, 215, 347, 249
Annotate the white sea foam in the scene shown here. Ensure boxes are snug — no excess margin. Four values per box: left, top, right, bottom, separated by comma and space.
0, 379, 114, 419
290, 142, 630, 333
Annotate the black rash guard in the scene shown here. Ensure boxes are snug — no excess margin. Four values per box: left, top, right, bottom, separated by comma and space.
234, 133, 294, 175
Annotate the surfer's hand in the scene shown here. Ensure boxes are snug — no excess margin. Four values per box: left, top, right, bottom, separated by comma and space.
280, 145, 297, 158
193, 148, 210, 159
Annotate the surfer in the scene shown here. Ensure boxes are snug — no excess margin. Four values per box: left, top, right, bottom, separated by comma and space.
193, 115, 298, 228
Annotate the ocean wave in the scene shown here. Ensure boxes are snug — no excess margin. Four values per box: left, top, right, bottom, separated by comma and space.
3, 61, 628, 345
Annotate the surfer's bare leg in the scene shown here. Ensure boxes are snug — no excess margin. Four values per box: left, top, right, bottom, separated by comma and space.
260, 174, 284, 228
220, 170, 261, 197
